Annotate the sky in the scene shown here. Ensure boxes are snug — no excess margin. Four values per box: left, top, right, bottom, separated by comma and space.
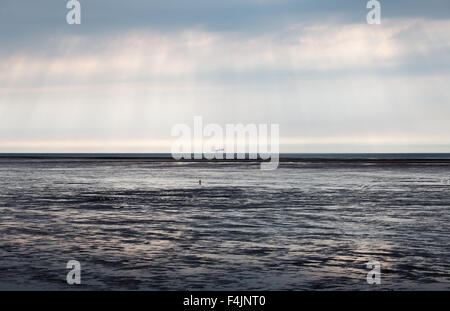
0, 0, 450, 153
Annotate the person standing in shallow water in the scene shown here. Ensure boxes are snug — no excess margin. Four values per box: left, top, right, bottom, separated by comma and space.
199, 179, 201, 185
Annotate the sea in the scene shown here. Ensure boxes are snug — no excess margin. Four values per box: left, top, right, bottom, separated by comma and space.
0, 154, 449, 290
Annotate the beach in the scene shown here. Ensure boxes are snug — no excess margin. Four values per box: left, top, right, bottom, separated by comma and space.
0, 156, 449, 290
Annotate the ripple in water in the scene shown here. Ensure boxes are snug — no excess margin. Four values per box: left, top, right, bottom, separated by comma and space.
0, 159, 449, 290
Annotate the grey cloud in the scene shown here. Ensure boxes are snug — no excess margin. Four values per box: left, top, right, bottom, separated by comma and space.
1, 0, 450, 47
1, 1, 450, 152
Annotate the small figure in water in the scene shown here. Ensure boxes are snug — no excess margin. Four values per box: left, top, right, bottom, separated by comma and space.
199, 179, 202, 185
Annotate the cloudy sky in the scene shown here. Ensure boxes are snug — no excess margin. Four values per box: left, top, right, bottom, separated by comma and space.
1, 0, 450, 152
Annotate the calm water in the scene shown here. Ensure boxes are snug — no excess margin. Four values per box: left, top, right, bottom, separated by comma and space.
0, 158, 449, 290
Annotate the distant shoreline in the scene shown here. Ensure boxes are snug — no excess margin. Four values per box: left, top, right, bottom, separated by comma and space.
1, 154, 450, 164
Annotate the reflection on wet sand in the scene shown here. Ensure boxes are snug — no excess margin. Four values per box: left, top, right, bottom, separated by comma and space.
0, 159, 449, 290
